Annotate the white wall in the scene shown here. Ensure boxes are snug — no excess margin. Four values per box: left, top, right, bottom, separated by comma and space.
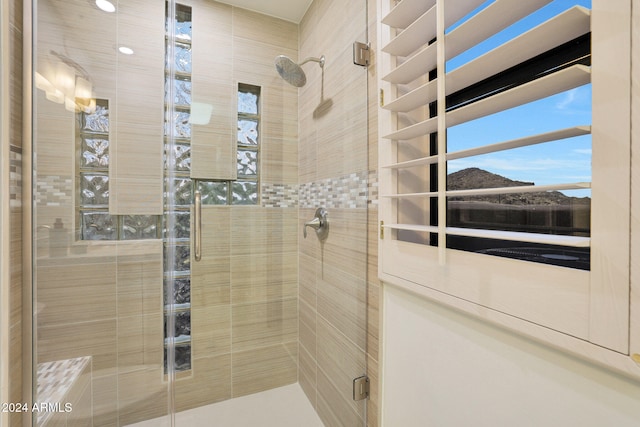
382, 284, 640, 427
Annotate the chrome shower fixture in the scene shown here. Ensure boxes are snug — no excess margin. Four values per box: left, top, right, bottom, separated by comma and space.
274, 54, 325, 87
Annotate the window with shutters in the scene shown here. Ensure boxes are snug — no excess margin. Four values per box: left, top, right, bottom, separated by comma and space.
377, 0, 634, 365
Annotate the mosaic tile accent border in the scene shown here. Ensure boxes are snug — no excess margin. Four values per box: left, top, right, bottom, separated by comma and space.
299, 171, 369, 209
35, 175, 73, 207
368, 170, 378, 205
37, 356, 91, 424
261, 183, 299, 208
9, 145, 22, 208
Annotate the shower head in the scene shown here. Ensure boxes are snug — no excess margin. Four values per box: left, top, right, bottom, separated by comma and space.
275, 55, 325, 87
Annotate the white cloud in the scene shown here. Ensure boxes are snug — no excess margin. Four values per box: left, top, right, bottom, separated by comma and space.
556, 88, 578, 110
554, 86, 591, 115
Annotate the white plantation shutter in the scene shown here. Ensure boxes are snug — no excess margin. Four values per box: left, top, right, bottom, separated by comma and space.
377, 0, 632, 357
380, 0, 592, 248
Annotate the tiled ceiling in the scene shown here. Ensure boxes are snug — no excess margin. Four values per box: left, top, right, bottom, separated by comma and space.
215, 0, 313, 23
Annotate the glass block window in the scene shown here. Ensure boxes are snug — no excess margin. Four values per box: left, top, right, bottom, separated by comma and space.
196, 83, 261, 206
164, 1, 192, 373
76, 99, 161, 240
235, 84, 261, 202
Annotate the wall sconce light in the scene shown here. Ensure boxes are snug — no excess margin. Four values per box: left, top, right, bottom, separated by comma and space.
36, 52, 96, 114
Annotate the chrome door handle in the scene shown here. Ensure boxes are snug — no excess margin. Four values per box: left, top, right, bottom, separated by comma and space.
304, 208, 329, 240
194, 190, 202, 262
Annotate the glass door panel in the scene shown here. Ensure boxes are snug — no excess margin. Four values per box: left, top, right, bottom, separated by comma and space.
33, 0, 170, 425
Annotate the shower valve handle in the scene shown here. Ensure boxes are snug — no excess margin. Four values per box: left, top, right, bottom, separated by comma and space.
304, 208, 329, 240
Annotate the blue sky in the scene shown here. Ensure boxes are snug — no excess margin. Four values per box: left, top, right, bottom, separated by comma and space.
445, 0, 592, 197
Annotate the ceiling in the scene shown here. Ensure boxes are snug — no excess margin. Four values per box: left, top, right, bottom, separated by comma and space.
215, 0, 314, 23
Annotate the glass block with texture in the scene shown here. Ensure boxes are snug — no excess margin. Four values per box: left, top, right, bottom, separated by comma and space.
165, 143, 191, 172
81, 211, 117, 240
238, 90, 258, 115
122, 215, 159, 240
237, 150, 258, 176
198, 181, 228, 205
165, 211, 190, 240
81, 137, 109, 168
80, 173, 109, 207
237, 119, 258, 145
232, 181, 258, 205
82, 102, 109, 133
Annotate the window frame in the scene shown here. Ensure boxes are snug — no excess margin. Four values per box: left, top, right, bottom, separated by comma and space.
377, 0, 638, 377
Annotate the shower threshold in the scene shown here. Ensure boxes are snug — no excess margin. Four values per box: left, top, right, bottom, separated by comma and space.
124, 383, 324, 427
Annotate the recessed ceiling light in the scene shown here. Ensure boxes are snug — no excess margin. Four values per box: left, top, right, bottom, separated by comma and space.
95, 0, 115, 13
118, 46, 134, 55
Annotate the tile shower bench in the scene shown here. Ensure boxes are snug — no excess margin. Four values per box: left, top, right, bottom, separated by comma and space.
36, 356, 92, 426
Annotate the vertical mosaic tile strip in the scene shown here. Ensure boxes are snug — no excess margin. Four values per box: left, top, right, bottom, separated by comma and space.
368, 170, 378, 205
9, 145, 22, 208
299, 171, 369, 209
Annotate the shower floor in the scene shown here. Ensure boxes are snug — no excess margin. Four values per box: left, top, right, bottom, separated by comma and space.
125, 383, 324, 427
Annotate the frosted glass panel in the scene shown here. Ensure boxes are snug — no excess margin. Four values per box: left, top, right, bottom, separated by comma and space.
171, 177, 193, 206
81, 137, 109, 168
232, 181, 258, 205
238, 90, 258, 114
122, 215, 159, 240
165, 345, 191, 371
198, 180, 228, 205
237, 150, 258, 176
166, 143, 191, 172
80, 173, 109, 207
170, 277, 191, 304
165, 211, 190, 239
81, 211, 117, 240
238, 119, 258, 145
173, 244, 191, 272
166, 111, 191, 138
169, 42, 192, 73
82, 103, 109, 133
166, 79, 192, 106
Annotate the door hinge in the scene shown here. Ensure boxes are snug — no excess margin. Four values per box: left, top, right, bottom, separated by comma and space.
379, 89, 384, 107
380, 220, 384, 239
353, 375, 370, 401
353, 41, 370, 67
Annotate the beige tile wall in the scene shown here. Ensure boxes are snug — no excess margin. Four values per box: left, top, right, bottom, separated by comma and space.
35, 241, 166, 426
178, 2, 300, 413
187, 205, 299, 410
110, 0, 164, 215
188, 0, 235, 181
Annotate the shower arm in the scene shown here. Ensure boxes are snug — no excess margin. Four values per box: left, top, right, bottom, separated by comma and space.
299, 55, 325, 68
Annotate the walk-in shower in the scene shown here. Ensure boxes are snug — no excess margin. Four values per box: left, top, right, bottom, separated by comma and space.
27, 0, 371, 425
274, 54, 325, 87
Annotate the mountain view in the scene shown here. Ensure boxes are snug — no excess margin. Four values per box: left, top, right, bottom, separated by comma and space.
447, 167, 590, 206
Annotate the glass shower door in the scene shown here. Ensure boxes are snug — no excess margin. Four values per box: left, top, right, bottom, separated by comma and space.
32, 0, 171, 425
167, 0, 371, 426
32, 0, 370, 425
